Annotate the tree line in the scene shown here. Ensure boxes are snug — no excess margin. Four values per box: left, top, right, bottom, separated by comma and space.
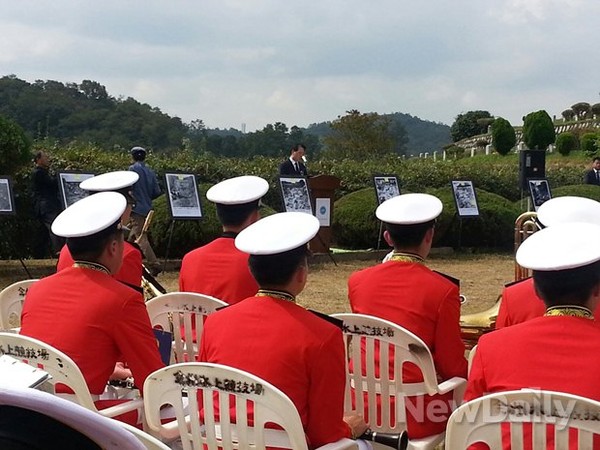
0, 75, 454, 162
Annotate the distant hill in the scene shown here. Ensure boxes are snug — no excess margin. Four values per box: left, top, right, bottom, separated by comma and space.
304, 112, 451, 156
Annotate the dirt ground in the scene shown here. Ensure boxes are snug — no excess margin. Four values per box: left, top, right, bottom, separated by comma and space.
156, 252, 515, 315
0, 252, 515, 317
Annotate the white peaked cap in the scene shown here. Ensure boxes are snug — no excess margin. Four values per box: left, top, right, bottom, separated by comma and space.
376, 193, 443, 224
51, 192, 126, 238
516, 222, 600, 271
235, 212, 319, 255
537, 196, 600, 227
79, 171, 139, 192
206, 176, 269, 205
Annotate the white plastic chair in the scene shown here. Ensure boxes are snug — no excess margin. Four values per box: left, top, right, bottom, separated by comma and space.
0, 332, 144, 423
143, 362, 358, 450
145, 292, 227, 363
0, 386, 146, 449
446, 389, 600, 449
467, 345, 478, 376
332, 313, 467, 450
0, 279, 38, 330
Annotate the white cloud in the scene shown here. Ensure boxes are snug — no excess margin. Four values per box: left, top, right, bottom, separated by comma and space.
0, 0, 599, 132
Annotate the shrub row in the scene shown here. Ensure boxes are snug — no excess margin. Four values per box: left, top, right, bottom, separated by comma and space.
0, 142, 595, 258
332, 184, 600, 251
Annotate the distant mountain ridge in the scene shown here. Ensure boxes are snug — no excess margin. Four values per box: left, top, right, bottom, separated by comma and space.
304, 112, 451, 156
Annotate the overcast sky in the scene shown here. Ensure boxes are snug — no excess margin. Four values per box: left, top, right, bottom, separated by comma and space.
1, 0, 598, 131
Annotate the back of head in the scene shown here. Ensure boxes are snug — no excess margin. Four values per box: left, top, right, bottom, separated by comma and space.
517, 222, 600, 308
235, 212, 319, 288
52, 192, 127, 263
207, 176, 269, 228
376, 193, 442, 249
130, 146, 146, 162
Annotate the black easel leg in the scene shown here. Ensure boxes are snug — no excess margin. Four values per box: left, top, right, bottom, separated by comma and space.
163, 221, 176, 273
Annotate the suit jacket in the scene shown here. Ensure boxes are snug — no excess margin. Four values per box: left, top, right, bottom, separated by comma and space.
279, 158, 308, 176
21, 266, 163, 395
179, 236, 258, 304
199, 296, 350, 448
57, 242, 143, 289
467, 315, 600, 449
348, 261, 467, 438
584, 169, 600, 185
496, 277, 600, 328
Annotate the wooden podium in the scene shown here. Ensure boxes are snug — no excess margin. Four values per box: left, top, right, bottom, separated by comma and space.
308, 175, 341, 254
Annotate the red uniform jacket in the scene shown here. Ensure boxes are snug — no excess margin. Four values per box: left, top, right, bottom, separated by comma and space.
466, 315, 600, 449
497, 278, 600, 328
179, 237, 258, 304
348, 261, 467, 438
56, 242, 143, 289
199, 296, 351, 448
21, 266, 163, 395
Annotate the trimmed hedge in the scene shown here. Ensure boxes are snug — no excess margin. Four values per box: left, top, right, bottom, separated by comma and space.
332, 187, 520, 250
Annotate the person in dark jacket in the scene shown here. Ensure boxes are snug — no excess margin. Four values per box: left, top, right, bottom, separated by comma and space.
31, 150, 64, 256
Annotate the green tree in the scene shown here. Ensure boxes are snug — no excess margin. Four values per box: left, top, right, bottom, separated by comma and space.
0, 114, 31, 175
323, 110, 395, 159
581, 132, 599, 157
491, 117, 516, 156
555, 132, 578, 156
522, 110, 555, 150
450, 110, 493, 142
571, 102, 591, 121
561, 109, 575, 122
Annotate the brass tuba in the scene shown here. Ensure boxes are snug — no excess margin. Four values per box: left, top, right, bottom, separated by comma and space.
459, 211, 540, 349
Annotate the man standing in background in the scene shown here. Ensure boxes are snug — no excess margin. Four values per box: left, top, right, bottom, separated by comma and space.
279, 144, 308, 176
128, 146, 162, 276
584, 156, 600, 185
31, 150, 64, 257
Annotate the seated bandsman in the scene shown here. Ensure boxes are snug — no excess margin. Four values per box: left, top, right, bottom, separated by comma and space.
56, 171, 143, 290
347, 193, 467, 439
199, 212, 369, 448
21, 192, 164, 416
465, 223, 600, 447
497, 196, 600, 328
179, 175, 268, 304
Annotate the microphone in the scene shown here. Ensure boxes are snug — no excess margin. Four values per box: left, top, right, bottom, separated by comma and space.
302, 155, 307, 163
358, 429, 408, 450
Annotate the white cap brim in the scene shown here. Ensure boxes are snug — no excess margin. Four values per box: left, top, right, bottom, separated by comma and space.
376, 193, 443, 224
52, 192, 127, 238
235, 212, 319, 255
207, 176, 269, 205
516, 222, 600, 271
537, 196, 600, 227
79, 171, 139, 192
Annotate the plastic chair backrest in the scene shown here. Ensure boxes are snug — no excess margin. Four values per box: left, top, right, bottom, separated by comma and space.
0, 332, 98, 411
143, 362, 311, 450
0, 279, 38, 330
145, 292, 227, 363
332, 313, 440, 435
0, 386, 145, 450
446, 389, 600, 449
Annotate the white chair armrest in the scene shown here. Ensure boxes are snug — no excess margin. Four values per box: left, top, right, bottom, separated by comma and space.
315, 438, 359, 450
437, 377, 467, 395
97, 397, 145, 421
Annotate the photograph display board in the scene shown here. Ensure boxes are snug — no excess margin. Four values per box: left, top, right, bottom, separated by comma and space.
0, 176, 15, 215
165, 173, 203, 219
279, 176, 313, 215
58, 172, 94, 208
451, 180, 480, 217
528, 178, 552, 212
373, 175, 401, 205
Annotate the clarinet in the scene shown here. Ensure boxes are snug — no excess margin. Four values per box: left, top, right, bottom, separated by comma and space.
358, 429, 408, 450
